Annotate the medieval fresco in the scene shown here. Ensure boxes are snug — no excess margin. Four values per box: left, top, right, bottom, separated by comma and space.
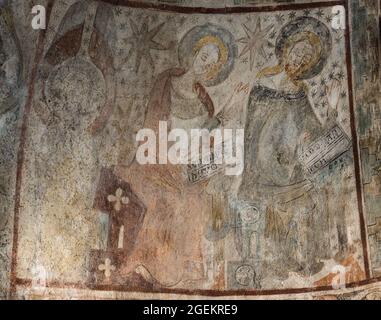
0, 0, 380, 299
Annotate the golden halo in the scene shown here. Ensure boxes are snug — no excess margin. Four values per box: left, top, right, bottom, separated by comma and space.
192, 35, 228, 81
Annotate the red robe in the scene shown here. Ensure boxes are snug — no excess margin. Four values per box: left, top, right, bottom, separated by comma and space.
115, 68, 214, 287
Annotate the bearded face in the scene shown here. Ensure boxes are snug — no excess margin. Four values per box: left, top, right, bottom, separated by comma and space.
284, 39, 315, 79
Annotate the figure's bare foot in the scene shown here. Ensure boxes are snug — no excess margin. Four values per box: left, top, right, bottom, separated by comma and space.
135, 265, 155, 284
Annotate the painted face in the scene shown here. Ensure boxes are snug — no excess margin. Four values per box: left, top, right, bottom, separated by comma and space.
193, 43, 220, 76
284, 40, 315, 78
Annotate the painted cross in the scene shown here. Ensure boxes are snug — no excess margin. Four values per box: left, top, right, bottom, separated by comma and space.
107, 188, 130, 249
93, 168, 146, 254
368, 217, 381, 242
98, 258, 116, 278
107, 188, 129, 212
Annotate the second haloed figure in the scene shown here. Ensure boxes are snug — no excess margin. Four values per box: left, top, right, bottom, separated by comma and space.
238, 17, 346, 279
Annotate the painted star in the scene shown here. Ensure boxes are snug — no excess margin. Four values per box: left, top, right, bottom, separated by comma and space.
315, 9, 324, 18
325, 14, 333, 23
275, 13, 285, 23
336, 71, 345, 80
288, 11, 297, 20
332, 61, 339, 69
124, 18, 167, 73
269, 30, 277, 39
114, 7, 122, 16
256, 61, 265, 69
53, 10, 61, 21
179, 16, 187, 26
237, 18, 274, 71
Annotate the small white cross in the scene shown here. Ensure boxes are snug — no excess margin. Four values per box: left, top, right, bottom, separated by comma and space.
107, 188, 129, 212
98, 258, 116, 278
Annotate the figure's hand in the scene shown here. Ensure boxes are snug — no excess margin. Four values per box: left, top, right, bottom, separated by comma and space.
216, 106, 237, 126
232, 82, 250, 104
218, 82, 250, 125
326, 79, 342, 111
273, 180, 314, 205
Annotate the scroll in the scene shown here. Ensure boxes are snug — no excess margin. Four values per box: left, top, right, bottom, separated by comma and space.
298, 125, 351, 175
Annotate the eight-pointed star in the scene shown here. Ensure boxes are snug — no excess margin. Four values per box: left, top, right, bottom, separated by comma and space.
237, 18, 274, 71
125, 18, 168, 73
